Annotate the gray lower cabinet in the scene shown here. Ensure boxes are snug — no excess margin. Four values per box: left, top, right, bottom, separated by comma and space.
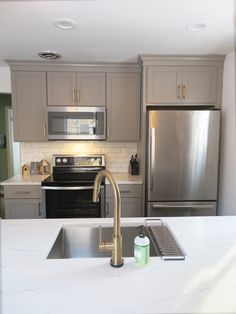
106, 184, 142, 217
4, 199, 44, 219
11, 71, 47, 141
47, 71, 106, 106
106, 72, 140, 141
3, 185, 45, 219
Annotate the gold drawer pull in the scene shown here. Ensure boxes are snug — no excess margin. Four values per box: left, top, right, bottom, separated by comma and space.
15, 191, 30, 194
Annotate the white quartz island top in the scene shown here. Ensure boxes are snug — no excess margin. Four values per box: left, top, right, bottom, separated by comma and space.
2, 216, 236, 314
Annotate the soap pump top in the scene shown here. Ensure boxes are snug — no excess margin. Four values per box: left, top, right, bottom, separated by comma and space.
134, 230, 150, 246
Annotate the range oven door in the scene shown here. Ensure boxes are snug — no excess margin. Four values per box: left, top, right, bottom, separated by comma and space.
42, 186, 105, 218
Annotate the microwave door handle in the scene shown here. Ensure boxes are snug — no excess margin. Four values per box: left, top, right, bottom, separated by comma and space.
94, 111, 97, 135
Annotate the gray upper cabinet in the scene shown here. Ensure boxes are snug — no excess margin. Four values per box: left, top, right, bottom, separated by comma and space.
47, 71, 105, 106
47, 72, 77, 106
8, 61, 140, 143
11, 71, 47, 141
182, 66, 217, 104
146, 65, 217, 105
147, 66, 182, 103
140, 55, 225, 108
106, 72, 140, 141
76, 72, 105, 106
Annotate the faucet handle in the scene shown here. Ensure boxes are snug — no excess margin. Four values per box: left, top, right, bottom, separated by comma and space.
98, 225, 113, 251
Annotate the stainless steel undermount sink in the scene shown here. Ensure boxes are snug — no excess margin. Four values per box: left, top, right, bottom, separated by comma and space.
47, 221, 186, 260
47, 224, 158, 259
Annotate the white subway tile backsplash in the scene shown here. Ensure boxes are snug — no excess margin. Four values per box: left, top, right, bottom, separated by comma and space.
20, 142, 137, 173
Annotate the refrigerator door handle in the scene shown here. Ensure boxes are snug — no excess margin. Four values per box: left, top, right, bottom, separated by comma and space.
149, 128, 155, 191
152, 204, 214, 209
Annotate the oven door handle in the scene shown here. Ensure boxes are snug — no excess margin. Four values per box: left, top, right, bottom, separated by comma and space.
42, 186, 104, 191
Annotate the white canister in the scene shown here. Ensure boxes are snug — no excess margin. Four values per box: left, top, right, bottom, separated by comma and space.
134, 231, 150, 265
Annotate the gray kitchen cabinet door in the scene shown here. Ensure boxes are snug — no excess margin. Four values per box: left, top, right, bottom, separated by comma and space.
47, 72, 77, 106
105, 198, 142, 218
106, 184, 142, 198
106, 72, 140, 141
76, 72, 105, 106
11, 71, 47, 141
4, 199, 45, 219
146, 66, 182, 104
182, 66, 217, 104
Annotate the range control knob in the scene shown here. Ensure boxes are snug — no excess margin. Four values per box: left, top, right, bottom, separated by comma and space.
56, 158, 61, 164
62, 158, 68, 164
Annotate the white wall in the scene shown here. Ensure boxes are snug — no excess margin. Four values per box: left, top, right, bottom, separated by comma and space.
218, 50, 236, 215
0, 66, 11, 93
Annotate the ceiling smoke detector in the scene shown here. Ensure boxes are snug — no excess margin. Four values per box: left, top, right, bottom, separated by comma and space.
38, 51, 62, 60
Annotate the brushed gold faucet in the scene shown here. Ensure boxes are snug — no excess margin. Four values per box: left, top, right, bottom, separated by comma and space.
93, 170, 123, 267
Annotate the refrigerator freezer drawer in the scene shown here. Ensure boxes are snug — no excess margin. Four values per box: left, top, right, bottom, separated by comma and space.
147, 201, 217, 217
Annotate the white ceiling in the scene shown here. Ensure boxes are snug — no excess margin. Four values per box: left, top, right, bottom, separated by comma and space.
0, 0, 234, 66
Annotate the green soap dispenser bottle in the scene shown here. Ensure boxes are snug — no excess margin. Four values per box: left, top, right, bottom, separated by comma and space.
134, 230, 150, 265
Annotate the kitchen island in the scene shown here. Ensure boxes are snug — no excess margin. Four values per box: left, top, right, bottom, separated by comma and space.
2, 216, 236, 314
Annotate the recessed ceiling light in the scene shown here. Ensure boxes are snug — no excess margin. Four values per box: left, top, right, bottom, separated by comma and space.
186, 22, 209, 31
54, 18, 77, 30
38, 51, 62, 60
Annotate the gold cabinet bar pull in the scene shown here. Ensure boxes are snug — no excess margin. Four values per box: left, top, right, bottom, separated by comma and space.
177, 85, 181, 100
182, 85, 186, 100
73, 89, 77, 103
77, 89, 80, 103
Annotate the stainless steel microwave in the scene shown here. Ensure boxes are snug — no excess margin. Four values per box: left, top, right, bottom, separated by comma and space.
47, 107, 106, 140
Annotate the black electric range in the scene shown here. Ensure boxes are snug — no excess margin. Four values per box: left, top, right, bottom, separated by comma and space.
41, 155, 106, 218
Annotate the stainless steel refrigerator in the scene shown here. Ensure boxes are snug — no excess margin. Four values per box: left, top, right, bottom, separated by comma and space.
146, 109, 220, 217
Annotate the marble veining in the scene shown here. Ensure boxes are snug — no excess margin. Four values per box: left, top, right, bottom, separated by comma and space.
2, 217, 236, 314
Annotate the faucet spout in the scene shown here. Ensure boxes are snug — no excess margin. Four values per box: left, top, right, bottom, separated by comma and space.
93, 170, 123, 267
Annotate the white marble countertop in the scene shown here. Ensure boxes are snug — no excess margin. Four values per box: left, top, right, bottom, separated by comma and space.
2, 216, 236, 314
1, 172, 142, 186
106, 172, 142, 184
0, 174, 50, 185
